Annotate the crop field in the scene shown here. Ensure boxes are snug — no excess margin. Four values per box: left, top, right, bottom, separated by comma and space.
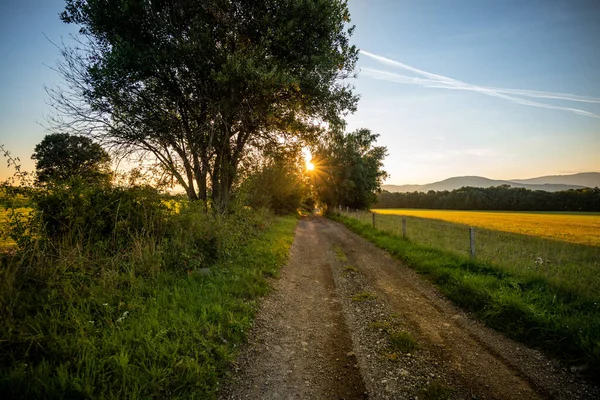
373, 209, 600, 246
346, 209, 600, 300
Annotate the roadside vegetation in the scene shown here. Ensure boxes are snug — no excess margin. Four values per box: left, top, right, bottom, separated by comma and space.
0, 129, 311, 399
331, 213, 600, 379
0, 200, 297, 398
350, 210, 600, 299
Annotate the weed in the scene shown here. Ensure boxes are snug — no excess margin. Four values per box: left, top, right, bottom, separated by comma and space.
389, 330, 417, 354
384, 352, 400, 361
419, 379, 454, 400
352, 291, 376, 302
370, 319, 394, 333
343, 265, 358, 273
333, 244, 347, 262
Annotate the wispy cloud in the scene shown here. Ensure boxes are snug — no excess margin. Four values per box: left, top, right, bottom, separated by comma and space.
360, 50, 600, 118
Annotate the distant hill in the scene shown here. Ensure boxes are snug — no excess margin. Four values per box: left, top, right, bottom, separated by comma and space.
509, 172, 600, 188
382, 173, 600, 193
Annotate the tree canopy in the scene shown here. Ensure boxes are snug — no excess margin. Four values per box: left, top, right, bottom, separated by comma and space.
51, 0, 358, 211
376, 185, 600, 212
313, 128, 387, 210
32, 133, 111, 186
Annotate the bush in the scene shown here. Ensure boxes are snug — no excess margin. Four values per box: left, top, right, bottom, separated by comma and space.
34, 184, 167, 247
242, 160, 307, 215
162, 201, 270, 272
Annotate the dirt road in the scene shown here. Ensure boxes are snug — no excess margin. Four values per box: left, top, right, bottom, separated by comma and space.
220, 217, 598, 400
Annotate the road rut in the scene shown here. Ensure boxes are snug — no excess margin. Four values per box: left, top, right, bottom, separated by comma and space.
221, 217, 598, 399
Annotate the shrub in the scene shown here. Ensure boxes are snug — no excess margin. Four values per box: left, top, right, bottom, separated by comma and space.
34, 184, 167, 247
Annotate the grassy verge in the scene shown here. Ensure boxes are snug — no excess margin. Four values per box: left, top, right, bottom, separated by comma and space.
0, 214, 297, 399
351, 210, 600, 304
331, 214, 600, 379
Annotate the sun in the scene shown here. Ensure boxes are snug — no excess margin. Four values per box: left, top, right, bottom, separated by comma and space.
306, 161, 315, 171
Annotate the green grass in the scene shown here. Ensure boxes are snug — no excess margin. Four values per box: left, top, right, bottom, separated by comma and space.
331, 214, 600, 379
0, 214, 297, 399
351, 291, 377, 302
349, 210, 600, 303
370, 319, 394, 333
418, 380, 454, 400
371, 318, 418, 360
388, 330, 418, 354
333, 244, 347, 262
343, 265, 358, 273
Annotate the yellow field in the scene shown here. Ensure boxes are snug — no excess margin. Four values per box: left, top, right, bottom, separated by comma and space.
373, 209, 600, 246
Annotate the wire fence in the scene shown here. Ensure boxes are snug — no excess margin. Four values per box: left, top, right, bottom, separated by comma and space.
339, 208, 600, 300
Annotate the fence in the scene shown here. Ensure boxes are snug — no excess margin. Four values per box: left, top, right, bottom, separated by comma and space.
339, 209, 600, 299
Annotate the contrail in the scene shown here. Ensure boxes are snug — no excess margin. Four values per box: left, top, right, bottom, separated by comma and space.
360, 50, 600, 118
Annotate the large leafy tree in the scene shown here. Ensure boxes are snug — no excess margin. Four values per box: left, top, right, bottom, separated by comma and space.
242, 145, 309, 214
50, 0, 358, 211
32, 133, 112, 186
313, 128, 387, 209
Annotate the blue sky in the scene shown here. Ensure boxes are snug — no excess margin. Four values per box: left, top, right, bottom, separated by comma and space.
346, 0, 600, 184
0, 0, 599, 185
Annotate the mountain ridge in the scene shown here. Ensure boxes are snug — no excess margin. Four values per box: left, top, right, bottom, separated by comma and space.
382, 172, 600, 193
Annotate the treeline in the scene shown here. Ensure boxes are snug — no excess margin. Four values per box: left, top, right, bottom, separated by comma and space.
376, 185, 600, 212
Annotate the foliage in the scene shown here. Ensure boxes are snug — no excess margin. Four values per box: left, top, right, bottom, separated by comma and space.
241, 150, 309, 214
313, 128, 387, 210
35, 184, 168, 245
0, 197, 297, 398
32, 133, 111, 186
388, 330, 418, 354
377, 185, 600, 212
418, 380, 454, 400
332, 213, 600, 379
51, 0, 359, 211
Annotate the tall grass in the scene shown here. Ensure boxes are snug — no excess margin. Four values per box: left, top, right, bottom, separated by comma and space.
331, 213, 600, 379
0, 201, 297, 399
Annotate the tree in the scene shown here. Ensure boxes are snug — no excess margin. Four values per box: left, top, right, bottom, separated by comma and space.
50, 0, 358, 212
32, 133, 111, 186
242, 155, 308, 214
313, 128, 387, 209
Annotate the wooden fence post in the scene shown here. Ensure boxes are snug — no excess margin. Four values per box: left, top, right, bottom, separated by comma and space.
355, 209, 359, 220
402, 216, 407, 238
346, 206, 349, 214
469, 227, 476, 259
372, 212, 376, 229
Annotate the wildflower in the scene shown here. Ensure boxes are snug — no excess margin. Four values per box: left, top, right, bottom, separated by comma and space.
534, 257, 544, 265
102, 303, 108, 306
117, 311, 129, 322
88, 321, 95, 324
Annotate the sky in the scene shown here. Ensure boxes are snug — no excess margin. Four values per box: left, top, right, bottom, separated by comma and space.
0, 0, 599, 185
